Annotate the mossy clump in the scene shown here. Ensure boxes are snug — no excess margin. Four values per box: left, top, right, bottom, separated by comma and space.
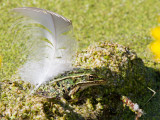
0, 41, 156, 120
75, 42, 152, 98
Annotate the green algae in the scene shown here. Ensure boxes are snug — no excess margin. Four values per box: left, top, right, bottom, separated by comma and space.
0, 41, 158, 120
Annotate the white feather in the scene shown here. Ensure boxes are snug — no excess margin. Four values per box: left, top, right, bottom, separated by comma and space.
13, 7, 76, 91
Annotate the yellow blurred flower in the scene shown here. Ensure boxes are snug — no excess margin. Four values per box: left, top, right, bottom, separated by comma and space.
151, 26, 160, 41
150, 25, 160, 62
149, 41, 160, 61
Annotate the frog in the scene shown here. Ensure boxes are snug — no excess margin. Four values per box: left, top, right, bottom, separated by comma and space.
36, 68, 107, 99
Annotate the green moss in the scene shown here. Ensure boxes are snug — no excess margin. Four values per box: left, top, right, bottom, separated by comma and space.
1, 42, 159, 119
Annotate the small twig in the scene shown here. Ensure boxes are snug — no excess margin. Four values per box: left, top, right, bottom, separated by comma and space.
143, 87, 156, 106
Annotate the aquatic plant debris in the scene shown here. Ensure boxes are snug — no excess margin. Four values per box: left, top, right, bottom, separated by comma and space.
1, 41, 155, 119
121, 96, 143, 120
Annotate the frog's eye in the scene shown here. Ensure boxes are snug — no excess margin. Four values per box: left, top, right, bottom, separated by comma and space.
87, 74, 97, 81
89, 75, 94, 80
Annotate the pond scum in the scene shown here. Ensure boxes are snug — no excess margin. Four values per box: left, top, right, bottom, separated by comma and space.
0, 41, 159, 120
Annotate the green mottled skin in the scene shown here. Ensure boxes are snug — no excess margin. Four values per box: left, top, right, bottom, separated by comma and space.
36, 68, 107, 99
0, 42, 156, 120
